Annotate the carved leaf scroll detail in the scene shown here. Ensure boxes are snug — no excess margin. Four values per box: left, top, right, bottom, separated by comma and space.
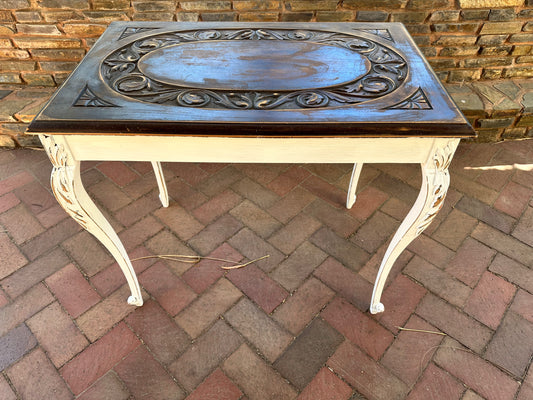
40, 135, 89, 229
101, 28, 408, 110
386, 87, 432, 110
74, 85, 117, 107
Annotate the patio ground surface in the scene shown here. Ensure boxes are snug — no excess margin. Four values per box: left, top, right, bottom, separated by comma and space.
0, 139, 532, 400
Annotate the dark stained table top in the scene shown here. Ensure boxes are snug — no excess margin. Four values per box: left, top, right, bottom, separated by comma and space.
28, 21, 475, 138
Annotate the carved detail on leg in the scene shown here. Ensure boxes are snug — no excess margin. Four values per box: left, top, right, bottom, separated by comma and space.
347, 162, 363, 209
151, 161, 169, 207
40, 135, 143, 306
369, 141, 456, 314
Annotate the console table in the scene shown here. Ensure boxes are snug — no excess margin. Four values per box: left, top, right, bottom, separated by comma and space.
27, 22, 474, 314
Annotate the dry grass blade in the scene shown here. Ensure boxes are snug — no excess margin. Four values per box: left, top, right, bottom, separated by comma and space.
397, 327, 447, 336
131, 254, 270, 270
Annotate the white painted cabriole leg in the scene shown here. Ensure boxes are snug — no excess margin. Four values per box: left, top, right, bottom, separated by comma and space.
346, 162, 363, 209
369, 140, 459, 314
40, 134, 144, 306
151, 161, 169, 207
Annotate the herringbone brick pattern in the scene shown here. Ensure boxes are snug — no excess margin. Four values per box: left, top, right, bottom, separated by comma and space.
0, 140, 532, 399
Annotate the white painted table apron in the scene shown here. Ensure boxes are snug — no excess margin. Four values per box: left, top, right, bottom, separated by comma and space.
39, 133, 458, 314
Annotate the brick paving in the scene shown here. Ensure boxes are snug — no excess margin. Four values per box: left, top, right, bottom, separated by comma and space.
0, 139, 532, 399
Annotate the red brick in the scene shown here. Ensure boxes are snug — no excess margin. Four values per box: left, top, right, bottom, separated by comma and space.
7, 349, 72, 400
144, 230, 196, 275
127, 161, 153, 175
473, 223, 533, 267
2, 247, 69, 298
0, 376, 16, 400
192, 189, 241, 224
381, 315, 444, 385
225, 298, 292, 362
450, 173, 499, 205
271, 241, 328, 291
232, 176, 280, 208
306, 164, 346, 183
167, 178, 208, 210
0, 233, 27, 280
183, 244, 240, 293
60, 323, 140, 395
517, 368, 533, 400
494, 181, 532, 218
21, 217, 81, 261
314, 257, 373, 311
140, 262, 196, 316
123, 173, 158, 199
90, 246, 155, 297
0, 324, 37, 372
455, 195, 515, 234
348, 186, 390, 221
380, 197, 410, 221
297, 367, 352, 400
62, 231, 114, 276
76, 372, 130, 400
485, 312, 533, 378
407, 234, 455, 268
512, 206, 533, 247
114, 191, 160, 227
230, 199, 281, 238
88, 179, 132, 212
435, 338, 519, 400
233, 163, 285, 186
306, 199, 360, 238
0, 288, 7, 307
170, 320, 243, 391
445, 237, 496, 287
375, 274, 426, 333
302, 175, 346, 208
35, 203, 68, 228
164, 162, 209, 186
0, 192, 19, 214
176, 277, 242, 338
126, 299, 189, 365
97, 161, 138, 187
119, 215, 163, 251
115, 346, 185, 399
197, 166, 243, 196
267, 165, 310, 196
328, 340, 408, 400
432, 209, 477, 250
188, 214, 242, 256
223, 344, 298, 400
352, 211, 397, 253
416, 294, 492, 353
406, 363, 464, 400
186, 368, 242, 400
0, 283, 54, 337
227, 264, 288, 313
268, 212, 321, 254
0, 171, 33, 196
311, 227, 370, 272
476, 167, 513, 191
489, 254, 533, 293
273, 277, 335, 335
27, 302, 89, 367
228, 228, 285, 272
14, 179, 56, 214
358, 241, 413, 288
76, 285, 138, 342
510, 290, 533, 324
154, 203, 204, 241
404, 256, 471, 308
323, 297, 393, 360
464, 271, 515, 329
198, 163, 226, 174
268, 186, 316, 223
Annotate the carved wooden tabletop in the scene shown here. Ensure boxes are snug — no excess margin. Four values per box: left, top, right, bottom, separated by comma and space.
28, 21, 474, 138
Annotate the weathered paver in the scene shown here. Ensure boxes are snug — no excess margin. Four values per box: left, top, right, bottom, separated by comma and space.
0, 140, 531, 400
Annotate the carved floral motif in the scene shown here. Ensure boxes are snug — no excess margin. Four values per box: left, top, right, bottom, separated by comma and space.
39, 135, 88, 229
74, 86, 117, 107
386, 87, 432, 110
100, 28, 408, 110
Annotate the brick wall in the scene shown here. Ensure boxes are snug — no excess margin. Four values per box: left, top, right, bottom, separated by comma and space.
0, 0, 532, 145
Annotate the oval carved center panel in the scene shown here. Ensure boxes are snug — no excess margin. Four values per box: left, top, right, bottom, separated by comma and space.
137, 41, 370, 91
102, 28, 408, 110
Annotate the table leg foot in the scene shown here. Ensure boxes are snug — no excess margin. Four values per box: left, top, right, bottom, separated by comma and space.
152, 161, 169, 207
346, 162, 363, 209
40, 134, 144, 307
370, 302, 385, 314
127, 295, 144, 306
369, 141, 457, 313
